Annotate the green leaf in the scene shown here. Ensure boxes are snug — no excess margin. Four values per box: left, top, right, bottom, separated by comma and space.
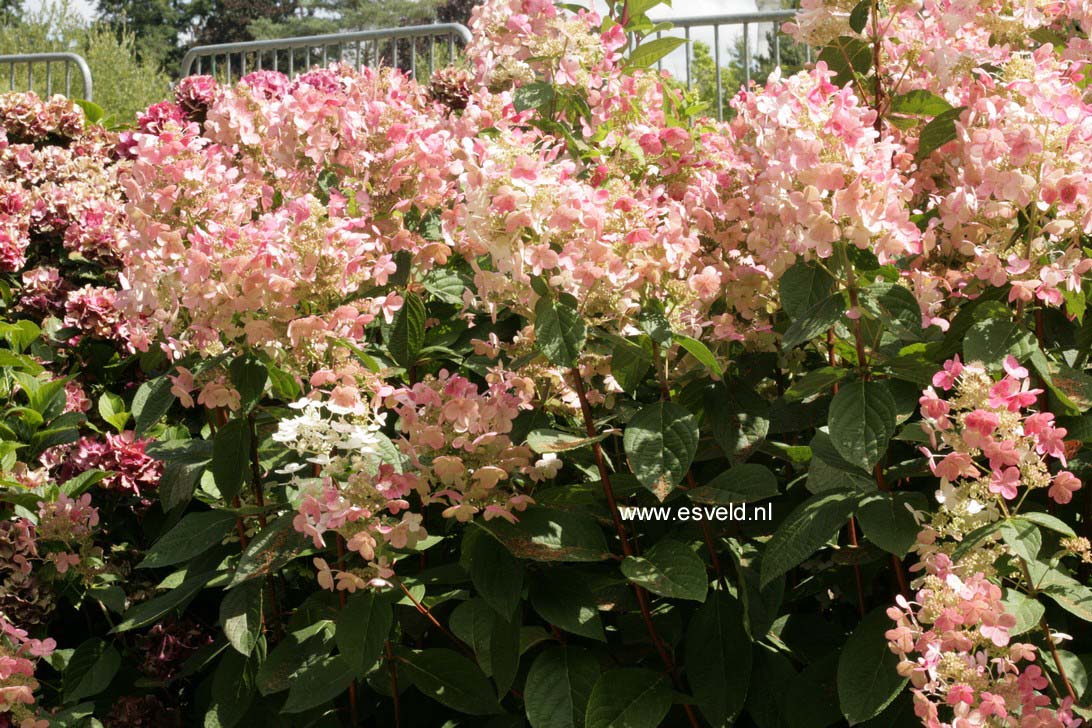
464, 528, 524, 619
478, 506, 610, 562
1019, 511, 1076, 538
916, 106, 965, 160
159, 461, 205, 511
335, 591, 392, 674
585, 668, 672, 728
207, 644, 258, 728
760, 490, 858, 587
138, 511, 237, 569
527, 428, 609, 454
964, 319, 1037, 369
638, 305, 672, 346
530, 569, 606, 642
229, 356, 268, 412
231, 513, 307, 586
97, 391, 130, 432
1042, 579, 1092, 622
220, 580, 263, 656
257, 623, 334, 695
60, 469, 109, 498
623, 401, 699, 501
674, 334, 722, 377
282, 655, 356, 713
73, 98, 106, 123
611, 336, 652, 393
684, 592, 751, 726
848, 0, 870, 33
1001, 588, 1045, 636
389, 291, 426, 366
525, 647, 600, 728
688, 463, 778, 505
64, 639, 121, 703
951, 520, 1004, 562
889, 90, 953, 116
212, 418, 250, 500
828, 381, 897, 471
535, 293, 587, 368
708, 383, 770, 460
837, 608, 908, 723
399, 649, 502, 715
627, 36, 687, 68
1000, 518, 1042, 564
857, 492, 926, 556
113, 573, 212, 632
513, 82, 556, 112
817, 36, 871, 87
621, 539, 708, 602
132, 377, 176, 436
780, 261, 835, 321
782, 292, 846, 350
449, 599, 519, 694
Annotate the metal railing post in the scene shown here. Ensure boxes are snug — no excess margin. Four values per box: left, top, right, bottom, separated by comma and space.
0, 53, 93, 100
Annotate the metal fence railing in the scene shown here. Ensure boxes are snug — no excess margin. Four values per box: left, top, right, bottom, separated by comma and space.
644, 10, 810, 120
0, 53, 93, 101
179, 23, 473, 83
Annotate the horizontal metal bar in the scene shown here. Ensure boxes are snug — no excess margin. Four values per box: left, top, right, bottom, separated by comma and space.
180, 23, 472, 78
0, 52, 92, 100
661, 10, 796, 28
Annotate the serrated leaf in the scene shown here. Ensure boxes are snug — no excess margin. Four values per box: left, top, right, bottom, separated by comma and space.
464, 528, 524, 619
231, 513, 307, 586
849, 0, 870, 33
889, 90, 952, 117
1001, 588, 1045, 636
780, 261, 835, 321
139, 511, 237, 569
530, 569, 606, 642
611, 336, 652, 393
220, 580, 263, 656
964, 319, 1037, 369
623, 401, 698, 501
64, 639, 121, 703
685, 592, 751, 725
621, 539, 708, 602
674, 334, 722, 377
535, 293, 587, 368
707, 383, 770, 460
1000, 518, 1042, 564
335, 591, 392, 674
527, 428, 608, 454
212, 418, 250, 500
857, 492, 926, 556
837, 608, 907, 723
760, 490, 858, 587
627, 36, 686, 68
688, 463, 779, 505
398, 649, 502, 715
389, 291, 426, 366
513, 82, 556, 112
916, 106, 964, 160
585, 669, 672, 728
228, 356, 268, 412
525, 647, 600, 728
783, 292, 846, 350
477, 506, 610, 562
132, 379, 176, 436
828, 381, 897, 471
282, 654, 356, 713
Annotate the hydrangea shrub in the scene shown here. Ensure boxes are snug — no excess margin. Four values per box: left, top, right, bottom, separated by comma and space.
1, 0, 1091, 726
